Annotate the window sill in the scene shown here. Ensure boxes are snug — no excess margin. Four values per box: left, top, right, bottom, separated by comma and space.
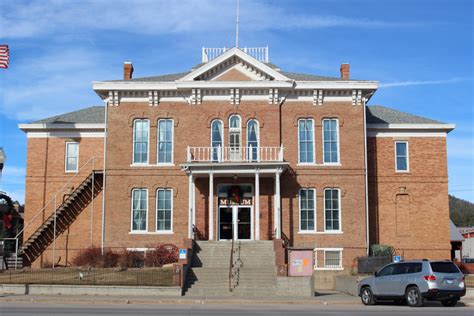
130, 163, 175, 167
65, 170, 78, 174
296, 163, 341, 167
298, 231, 343, 235
314, 267, 344, 271
395, 170, 410, 173
129, 231, 174, 235
322, 231, 343, 234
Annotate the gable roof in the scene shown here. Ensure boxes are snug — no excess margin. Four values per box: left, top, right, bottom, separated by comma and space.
366, 105, 444, 125
450, 220, 465, 242
31, 106, 105, 124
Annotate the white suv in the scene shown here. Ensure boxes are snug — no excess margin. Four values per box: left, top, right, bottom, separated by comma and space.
358, 260, 466, 307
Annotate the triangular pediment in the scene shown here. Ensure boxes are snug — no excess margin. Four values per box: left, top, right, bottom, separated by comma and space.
178, 47, 290, 82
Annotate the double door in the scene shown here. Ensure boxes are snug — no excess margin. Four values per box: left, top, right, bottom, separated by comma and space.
218, 206, 252, 240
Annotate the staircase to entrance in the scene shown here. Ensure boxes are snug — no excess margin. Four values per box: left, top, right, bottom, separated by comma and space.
184, 241, 277, 296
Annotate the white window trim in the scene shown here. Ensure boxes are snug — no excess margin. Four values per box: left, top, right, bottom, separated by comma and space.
322, 118, 340, 165
314, 248, 344, 270
395, 141, 410, 172
132, 119, 150, 165
130, 188, 148, 233
297, 118, 315, 164
246, 119, 260, 161
156, 188, 173, 234
298, 188, 316, 233
65, 141, 79, 173
157, 119, 174, 165
323, 188, 342, 233
210, 119, 224, 161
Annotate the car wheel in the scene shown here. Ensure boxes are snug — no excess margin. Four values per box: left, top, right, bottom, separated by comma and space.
441, 298, 458, 307
360, 286, 375, 306
405, 286, 423, 307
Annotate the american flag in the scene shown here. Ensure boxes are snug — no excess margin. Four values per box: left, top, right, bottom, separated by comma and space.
0, 45, 10, 69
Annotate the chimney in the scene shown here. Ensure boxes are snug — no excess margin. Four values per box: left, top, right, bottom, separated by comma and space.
340, 63, 350, 80
124, 62, 134, 80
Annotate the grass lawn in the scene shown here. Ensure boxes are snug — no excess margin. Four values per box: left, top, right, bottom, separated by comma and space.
0, 267, 175, 286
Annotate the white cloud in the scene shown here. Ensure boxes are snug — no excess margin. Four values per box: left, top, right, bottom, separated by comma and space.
0, 0, 419, 39
379, 77, 468, 88
0, 47, 112, 121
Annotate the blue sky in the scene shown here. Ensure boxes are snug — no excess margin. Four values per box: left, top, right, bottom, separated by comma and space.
0, 0, 472, 203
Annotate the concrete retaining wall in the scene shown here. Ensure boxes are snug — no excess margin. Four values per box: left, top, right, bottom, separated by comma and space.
314, 270, 348, 290
335, 275, 362, 296
276, 276, 314, 297
0, 284, 182, 296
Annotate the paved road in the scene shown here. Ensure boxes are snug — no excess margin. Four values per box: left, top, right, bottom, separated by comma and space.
0, 302, 472, 316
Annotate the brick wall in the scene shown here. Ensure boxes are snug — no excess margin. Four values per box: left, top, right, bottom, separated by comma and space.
23, 137, 104, 267
367, 136, 451, 260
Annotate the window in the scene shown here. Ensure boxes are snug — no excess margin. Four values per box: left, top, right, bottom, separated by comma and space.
324, 188, 341, 231
247, 119, 259, 161
314, 248, 343, 270
395, 263, 422, 275
395, 141, 409, 172
430, 262, 460, 273
211, 120, 223, 161
65, 142, 79, 172
298, 119, 314, 163
156, 189, 172, 232
323, 119, 339, 163
299, 189, 315, 232
131, 189, 148, 232
324, 250, 342, 268
229, 115, 241, 161
133, 119, 149, 164
158, 119, 173, 163
377, 264, 396, 277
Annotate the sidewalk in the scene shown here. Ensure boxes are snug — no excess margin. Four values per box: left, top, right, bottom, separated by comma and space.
0, 291, 473, 306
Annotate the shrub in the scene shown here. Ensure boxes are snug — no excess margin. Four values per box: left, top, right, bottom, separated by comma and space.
72, 247, 119, 268
145, 244, 178, 267
118, 250, 144, 268
370, 244, 395, 257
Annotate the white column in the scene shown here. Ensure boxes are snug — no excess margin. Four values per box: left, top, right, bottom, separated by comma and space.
209, 171, 214, 240
274, 171, 281, 239
255, 169, 260, 240
192, 176, 196, 231
188, 173, 193, 239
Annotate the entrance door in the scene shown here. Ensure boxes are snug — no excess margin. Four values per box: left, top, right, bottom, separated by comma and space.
237, 207, 251, 240
218, 206, 252, 240
219, 207, 233, 240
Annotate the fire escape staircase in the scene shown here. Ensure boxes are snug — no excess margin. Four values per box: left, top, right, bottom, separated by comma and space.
19, 170, 103, 266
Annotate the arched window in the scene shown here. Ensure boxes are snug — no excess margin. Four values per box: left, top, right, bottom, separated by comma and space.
229, 115, 241, 161
247, 119, 259, 161
211, 120, 223, 161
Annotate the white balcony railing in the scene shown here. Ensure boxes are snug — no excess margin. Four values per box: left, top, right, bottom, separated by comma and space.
202, 46, 269, 63
187, 146, 283, 163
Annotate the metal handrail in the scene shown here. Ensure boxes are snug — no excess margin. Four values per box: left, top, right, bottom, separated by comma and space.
14, 156, 103, 240
228, 237, 234, 292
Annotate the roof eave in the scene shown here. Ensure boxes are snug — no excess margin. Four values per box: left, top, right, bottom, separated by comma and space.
367, 123, 455, 132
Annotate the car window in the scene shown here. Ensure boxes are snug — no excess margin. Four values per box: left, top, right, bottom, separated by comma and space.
394, 263, 408, 275
378, 264, 396, 276
407, 263, 422, 273
430, 262, 460, 273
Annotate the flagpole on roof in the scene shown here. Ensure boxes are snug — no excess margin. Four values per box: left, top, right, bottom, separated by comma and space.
235, 0, 240, 48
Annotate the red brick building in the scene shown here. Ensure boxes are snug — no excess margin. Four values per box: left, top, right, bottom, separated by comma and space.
18, 47, 454, 275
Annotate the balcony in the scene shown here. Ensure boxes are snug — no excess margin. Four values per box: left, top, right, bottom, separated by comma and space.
187, 146, 284, 163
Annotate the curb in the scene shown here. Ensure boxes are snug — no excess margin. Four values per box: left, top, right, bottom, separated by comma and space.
0, 295, 359, 306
